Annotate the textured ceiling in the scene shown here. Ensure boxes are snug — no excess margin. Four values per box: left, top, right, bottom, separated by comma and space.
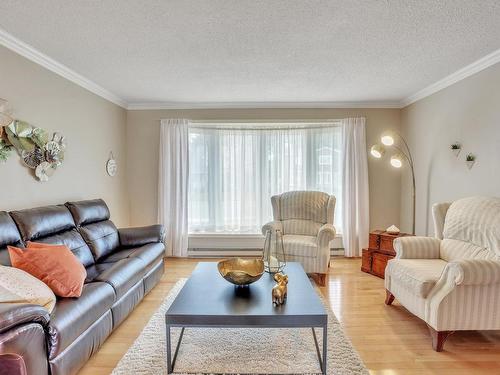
1, 1, 500, 105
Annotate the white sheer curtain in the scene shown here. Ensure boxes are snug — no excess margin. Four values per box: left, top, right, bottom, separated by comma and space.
158, 119, 189, 257
188, 123, 342, 234
341, 117, 369, 257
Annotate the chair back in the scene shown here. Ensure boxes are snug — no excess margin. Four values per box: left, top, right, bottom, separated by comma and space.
439, 196, 500, 261
271, 191, 335, 236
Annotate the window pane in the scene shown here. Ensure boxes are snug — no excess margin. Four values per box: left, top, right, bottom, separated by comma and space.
188, 123, 342, 234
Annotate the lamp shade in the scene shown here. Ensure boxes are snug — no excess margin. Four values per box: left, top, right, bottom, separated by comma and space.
390, 154, 403, 168
370, 144, 385, 158
381, 134, 394, 146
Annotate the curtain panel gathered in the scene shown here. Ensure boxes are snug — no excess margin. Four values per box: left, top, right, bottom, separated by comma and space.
341, 117, 369, 257
158, 117, 368, 258
158, 119, 189, 257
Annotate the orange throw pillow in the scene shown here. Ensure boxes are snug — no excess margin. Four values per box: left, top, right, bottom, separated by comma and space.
8, 243, 87, 298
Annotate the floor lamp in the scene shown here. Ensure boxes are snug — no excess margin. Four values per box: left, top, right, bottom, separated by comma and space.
370, 132, 416, 235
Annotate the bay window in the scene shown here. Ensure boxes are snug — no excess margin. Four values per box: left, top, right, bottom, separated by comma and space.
188, 122, 342, 235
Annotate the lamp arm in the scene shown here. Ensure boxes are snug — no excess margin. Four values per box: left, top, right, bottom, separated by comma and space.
393, 142, 416, 235
395, 133, 415, 168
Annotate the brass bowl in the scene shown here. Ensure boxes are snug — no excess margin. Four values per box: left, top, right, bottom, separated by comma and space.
217, 258, 265, 286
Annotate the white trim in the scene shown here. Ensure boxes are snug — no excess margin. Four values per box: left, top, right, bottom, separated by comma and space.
127, 101, 401, 110
0, 27, 127, 108
400, 48, 500, 107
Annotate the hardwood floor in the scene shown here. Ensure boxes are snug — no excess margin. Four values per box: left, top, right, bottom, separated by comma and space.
79, 257, 500, 375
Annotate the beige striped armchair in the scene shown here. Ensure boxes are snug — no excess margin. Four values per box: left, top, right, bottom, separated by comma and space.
262, 191, 336, 286
385, 196, 500, 351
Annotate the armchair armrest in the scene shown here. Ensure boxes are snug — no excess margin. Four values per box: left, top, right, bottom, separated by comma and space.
261, 221, 283, 236
394, 236, 441, 259
118, 224, 164, 247
445, 259, 500, 286
318, 224, 336, 247
0, 303, 50, 334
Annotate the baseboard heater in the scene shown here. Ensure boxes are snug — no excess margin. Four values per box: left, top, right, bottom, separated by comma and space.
188, 248, 345, 258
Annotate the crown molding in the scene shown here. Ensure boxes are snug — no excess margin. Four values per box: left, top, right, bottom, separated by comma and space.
126, 100, 402, 110
0, 27, 127, 108
2, 27, 499, 111
400, 48, 500, 108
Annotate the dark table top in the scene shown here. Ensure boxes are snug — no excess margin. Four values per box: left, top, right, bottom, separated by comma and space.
165, 262, 327, 327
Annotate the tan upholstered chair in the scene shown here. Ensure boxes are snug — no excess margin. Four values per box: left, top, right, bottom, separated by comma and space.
385, 196, 500, 351
262, 191, 336, 286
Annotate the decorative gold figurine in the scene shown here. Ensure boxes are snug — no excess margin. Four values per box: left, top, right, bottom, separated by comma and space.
272, 273, 288, 305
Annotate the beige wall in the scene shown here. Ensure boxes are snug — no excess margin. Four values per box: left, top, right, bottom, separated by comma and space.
400, 62, 500, 235
127, 108, 402, 230
0, 46, 130, 226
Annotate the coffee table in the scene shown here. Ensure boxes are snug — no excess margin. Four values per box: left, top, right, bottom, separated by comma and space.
165, 262, 328, 374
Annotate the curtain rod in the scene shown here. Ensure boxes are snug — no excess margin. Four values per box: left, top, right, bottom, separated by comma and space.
188, 119, 341, 124
188, 119, 342, 131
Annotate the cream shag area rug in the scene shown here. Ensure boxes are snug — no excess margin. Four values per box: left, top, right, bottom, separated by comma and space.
112, 279, 368, 375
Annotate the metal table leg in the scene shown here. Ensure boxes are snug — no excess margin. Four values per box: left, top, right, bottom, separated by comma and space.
323, 324, 327, 375
166, 325, 185, 374
312, 325, 328, 375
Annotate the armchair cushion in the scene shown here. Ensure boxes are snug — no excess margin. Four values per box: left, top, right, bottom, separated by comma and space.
386, 259, 447, 298
283, 235, 317, 258
393, 236, 441, 259
118, 225, 164, 247
440, 238, 495, 262
282, 219, 322, 236
0, 303, 50, 334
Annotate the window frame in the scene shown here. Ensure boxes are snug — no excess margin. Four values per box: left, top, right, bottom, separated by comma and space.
186, 119, 343, 245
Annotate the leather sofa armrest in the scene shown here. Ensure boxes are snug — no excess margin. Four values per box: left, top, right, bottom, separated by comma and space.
261, 221, 283, 236
118, 225, 164, 247
0, 304, 50, 334
393, 236, 441, 259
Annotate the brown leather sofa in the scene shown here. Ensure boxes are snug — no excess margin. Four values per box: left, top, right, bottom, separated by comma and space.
0, 199, 165, 375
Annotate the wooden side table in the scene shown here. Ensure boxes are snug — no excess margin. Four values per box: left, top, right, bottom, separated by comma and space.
361, 230, 413, 278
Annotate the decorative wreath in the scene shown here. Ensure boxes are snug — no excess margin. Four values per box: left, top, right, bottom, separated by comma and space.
0, 120, 66, 182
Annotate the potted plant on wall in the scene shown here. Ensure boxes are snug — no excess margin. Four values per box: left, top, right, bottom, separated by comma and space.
450, 142, 461, 157
465, 153, 476, 169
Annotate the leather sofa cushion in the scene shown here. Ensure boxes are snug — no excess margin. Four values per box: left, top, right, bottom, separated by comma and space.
0, 211, 23, 266
47, 281, 115, 359
10, 205, 74, 241
28, 229, 95, 267
101, 243, 164, 273
9, 205, 95, 267
79, 220, 119, 261
94, 258, 145, 299
66, 199, 110, 226
84, 262, 115, 283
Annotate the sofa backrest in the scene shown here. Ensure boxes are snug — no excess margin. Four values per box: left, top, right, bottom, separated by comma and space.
272, 191, 335, 236
9, 205, 95, 267
0, 211, 23, 266
441, 196, 500, 261
66, 199, 119, 261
